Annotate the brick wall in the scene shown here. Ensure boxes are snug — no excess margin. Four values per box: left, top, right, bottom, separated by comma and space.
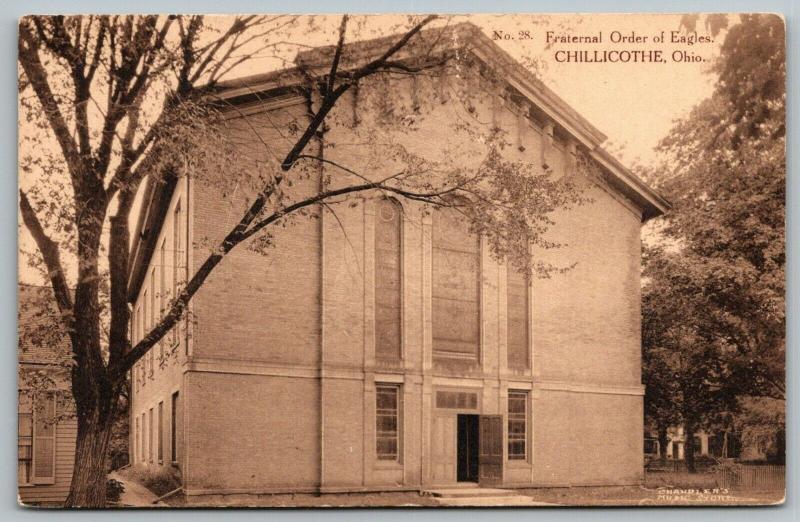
133, 69, 650, 494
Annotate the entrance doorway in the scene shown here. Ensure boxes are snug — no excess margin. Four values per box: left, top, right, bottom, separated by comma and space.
457, 414, 479, 482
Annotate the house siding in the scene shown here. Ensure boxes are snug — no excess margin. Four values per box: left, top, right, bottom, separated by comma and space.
18, 417, 77, 506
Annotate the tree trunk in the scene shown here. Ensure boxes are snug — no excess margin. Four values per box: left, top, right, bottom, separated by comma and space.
658, 424, 669, 460
684, 424, 696, 473
64, 401, 116, 507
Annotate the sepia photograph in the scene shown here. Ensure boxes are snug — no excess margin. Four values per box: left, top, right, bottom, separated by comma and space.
16, 12, 785, 508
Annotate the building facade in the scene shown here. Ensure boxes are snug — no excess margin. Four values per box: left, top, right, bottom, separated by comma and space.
127, 23, 668, 501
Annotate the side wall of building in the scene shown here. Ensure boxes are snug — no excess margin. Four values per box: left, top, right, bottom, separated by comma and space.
129, 176, 191, 475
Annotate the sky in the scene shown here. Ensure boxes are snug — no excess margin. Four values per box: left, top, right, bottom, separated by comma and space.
202, 14, 724, 166
18, 14, 727, 285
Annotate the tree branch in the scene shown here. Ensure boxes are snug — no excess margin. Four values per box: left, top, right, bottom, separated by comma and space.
19, 190, 75, 326
18, 22, 84, 182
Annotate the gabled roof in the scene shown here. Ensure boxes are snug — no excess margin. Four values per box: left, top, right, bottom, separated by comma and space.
211, 22, 669, 219
18, 284, 72, 368
129, 21, 669, 300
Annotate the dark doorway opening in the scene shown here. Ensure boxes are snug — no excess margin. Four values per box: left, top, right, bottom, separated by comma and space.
457, 414, 479, 482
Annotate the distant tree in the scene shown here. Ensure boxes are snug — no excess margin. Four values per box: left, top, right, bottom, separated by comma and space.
19, 15, 586, 506
643, 14, 785, 470
642, 247, 738, 471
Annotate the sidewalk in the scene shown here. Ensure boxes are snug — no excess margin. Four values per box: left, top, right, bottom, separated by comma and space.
108, 471, 169, 508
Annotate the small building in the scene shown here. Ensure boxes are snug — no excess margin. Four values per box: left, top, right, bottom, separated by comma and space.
663, 427, 710, 460
17, 284, 77, 506
127, 23, 667, 502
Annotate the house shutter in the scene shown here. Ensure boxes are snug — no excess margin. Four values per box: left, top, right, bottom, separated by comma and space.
33, 395, 56, 484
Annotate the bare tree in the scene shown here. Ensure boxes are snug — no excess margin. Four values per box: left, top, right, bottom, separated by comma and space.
19, 14, 585, 506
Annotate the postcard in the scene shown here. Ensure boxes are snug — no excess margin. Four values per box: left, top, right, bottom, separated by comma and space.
17, 13, 785, 507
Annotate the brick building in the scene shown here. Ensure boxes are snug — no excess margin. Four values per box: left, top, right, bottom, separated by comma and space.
127, 23, 668, 501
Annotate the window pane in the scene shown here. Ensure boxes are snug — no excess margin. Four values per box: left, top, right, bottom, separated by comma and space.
508, 396, 526, 414
509, 419, 526, 435
377, 415, 397, 432
376, 438, 398, 459
509, 441, 526, 459
376, 389, 397, 409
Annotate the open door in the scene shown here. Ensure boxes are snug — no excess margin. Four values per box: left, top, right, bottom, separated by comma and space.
478, 415, 503, 486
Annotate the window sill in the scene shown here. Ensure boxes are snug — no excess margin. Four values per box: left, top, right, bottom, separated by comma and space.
374, 461, 404, 470
507, 460, 532, 469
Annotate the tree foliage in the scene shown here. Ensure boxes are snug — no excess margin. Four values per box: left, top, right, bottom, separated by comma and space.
642, 14, 785, 468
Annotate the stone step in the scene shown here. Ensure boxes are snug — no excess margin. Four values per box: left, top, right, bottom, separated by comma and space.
434, 495, 556, 507
424, 487, 519, 498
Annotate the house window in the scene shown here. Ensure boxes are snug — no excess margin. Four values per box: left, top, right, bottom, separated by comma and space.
158, 402, 164, 464
507, 266, 530, 369
507, 391, 528, 460
432, 205, 480, 360
148, 408, 154, 463
375, 198, 402, 361
18, 394, 33, 484
376, 384, 401, 461
18, 393, 56, 484
171, 391, 179, 463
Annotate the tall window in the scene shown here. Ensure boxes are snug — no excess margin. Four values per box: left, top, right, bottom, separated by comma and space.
507, 266, 530, 369
142, 290, 148, 379
141, 413, 146, 462
375, 198, 402, 361
136, 305, 143, 386
172, 200, 183, 348
376, 385, 401, 461
157, 401, 164, 464
130, 309, 138, 393
135, 416, 140, 464
432, 206, 480, 359
159, 239, 166, 363
149, 268, 156, 373
148, 408, 154, 463
507, 391, 528, 460
171, 392, 179, 463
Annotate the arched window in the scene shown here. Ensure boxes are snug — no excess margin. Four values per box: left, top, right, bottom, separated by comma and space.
432, 205, 480, 360
507, 266, 530, 369
375, 198, 403, 361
